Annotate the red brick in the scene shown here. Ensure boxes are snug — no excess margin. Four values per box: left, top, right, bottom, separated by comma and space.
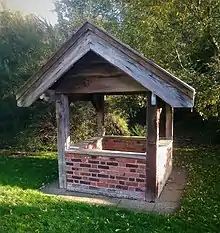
81, 172, 90, 176
117, 158, 136, 163
71, 158, 82, 162
129, 178, 135, 182
80, 181, 90, 185
108, 184, 116, 188
136, 169, 145, 174
72, 176, 81, 180
139, 174, 146, 178
92, 173, 97, 177
116, 185, 128, 190
136, 178, 145, 183
106, 162, 118, 166
126, 164, 138, 168
126, 181, 138, 187
116, 176, 128, 181
119, 181, 125, 185
139, 165, 145, 169
66, 162, 73, 166
98, 174, 108, 178
136, 159, 146, 164
74, 179, 79, 183
89, 177, 99, 182
107, 179, 117, 184
98, 165, 109, 169
100, 161, 106, 165
97, 182, 108, 187
73, 171, 80, 176
67, 170, 73, 174
89, 169, 99, 173
88, 160, 99, 164
67, 179, 73, 183
73, 154, 82, 159
72, 167, 82, 171
80, 164, 91, 168
92, 164, 98, 169
130, 169, 136, 173
90, 155, 97, 159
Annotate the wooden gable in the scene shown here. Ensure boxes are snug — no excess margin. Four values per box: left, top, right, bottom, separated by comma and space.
16, 22, 195, 108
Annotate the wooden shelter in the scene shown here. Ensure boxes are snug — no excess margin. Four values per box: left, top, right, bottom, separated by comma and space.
16, 22, 195, 202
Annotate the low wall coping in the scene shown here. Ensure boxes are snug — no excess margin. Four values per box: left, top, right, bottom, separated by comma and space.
103, 135, 146, 140
66, 147, 147, 160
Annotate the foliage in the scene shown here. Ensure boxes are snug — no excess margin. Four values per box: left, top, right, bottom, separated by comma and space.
0, 147, 220, 232
105, 112, 130, 136
131, 124, 146, 137
0, 9, 60, 150
54, 0, 220, 121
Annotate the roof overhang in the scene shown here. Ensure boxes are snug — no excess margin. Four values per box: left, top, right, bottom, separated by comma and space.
16, 22, 195, 108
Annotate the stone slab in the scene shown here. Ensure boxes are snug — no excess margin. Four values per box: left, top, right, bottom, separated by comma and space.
40, 167, 187, 213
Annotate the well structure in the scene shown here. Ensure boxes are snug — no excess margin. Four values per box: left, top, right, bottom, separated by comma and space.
16, 22, 195, 202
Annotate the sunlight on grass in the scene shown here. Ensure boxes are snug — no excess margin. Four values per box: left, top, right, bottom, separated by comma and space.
0, 147, 220, 232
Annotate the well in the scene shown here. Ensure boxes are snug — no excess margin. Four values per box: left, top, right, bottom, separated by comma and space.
16, 22, 195, 202
65, 136, 172, 200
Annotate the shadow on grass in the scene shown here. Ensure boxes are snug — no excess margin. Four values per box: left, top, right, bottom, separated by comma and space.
0, 151, 58, 189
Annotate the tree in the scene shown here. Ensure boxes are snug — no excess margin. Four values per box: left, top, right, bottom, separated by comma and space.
54, 0, 220, 120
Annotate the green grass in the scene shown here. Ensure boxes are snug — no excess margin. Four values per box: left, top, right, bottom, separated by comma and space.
0, 147, 220, 233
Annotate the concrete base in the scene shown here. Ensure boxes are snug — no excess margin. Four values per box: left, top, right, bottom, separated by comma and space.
40, 167, 187, 213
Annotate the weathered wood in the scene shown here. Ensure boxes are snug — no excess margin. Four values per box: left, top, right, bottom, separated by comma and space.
17, 31, 91, 107
90, 35, 194, 107
16, 22, 195, 108
87, 22, 195, 100
55, 74, 146, 94
166, 104, 173, 140
56, 94, 70, 189
91, 94, 105, 136
146, 92, 160, 202
16, 24, 91, 101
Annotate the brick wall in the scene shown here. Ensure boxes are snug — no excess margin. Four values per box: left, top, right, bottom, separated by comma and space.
103, 136, 146, 153
65, 152, 146, 200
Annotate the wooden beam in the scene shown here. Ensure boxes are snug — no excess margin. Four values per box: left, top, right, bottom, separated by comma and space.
54, 74, 146, 94
146, 92, 160, 202
91, 94, 105, 136
56, 94, 70, 189
166, 104, 173, 140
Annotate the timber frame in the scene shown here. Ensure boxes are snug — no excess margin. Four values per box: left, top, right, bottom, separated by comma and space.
16, 22, 195, 202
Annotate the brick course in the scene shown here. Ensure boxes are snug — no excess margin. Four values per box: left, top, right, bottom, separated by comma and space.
65, 152, 146, 200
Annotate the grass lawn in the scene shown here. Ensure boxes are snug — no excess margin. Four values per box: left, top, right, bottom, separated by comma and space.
0, 147, 220, 233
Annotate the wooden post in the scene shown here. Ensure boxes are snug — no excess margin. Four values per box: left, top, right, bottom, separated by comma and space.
91, 94, 105, 137
97, 109, 105, 136
146, 92, 160, 202
56, 94, 70, 189
165, 104, 173, 140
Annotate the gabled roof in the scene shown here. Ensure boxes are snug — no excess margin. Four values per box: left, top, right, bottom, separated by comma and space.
16, 22, 195, 108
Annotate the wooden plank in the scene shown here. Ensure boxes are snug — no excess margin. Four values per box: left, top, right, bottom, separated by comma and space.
16, 22, 195, 108
16, 23, 91, 100
17, 32, 91, 107
146, 92, 160, 202
91, 94, 105, 136
166, 104, 173, 140
87, 22, 195, 100
55, 74, 146, 94
89, 34, 194, 107
56, 94, 70, 189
